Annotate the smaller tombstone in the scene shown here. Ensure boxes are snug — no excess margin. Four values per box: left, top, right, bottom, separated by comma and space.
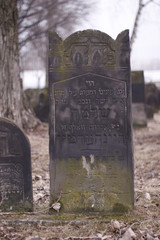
0, 118, 33, 211
131, 71, 147, 127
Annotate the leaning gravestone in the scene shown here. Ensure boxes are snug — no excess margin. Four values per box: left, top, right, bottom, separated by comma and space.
49, 30, 134, 214
131, 71, 147, 127
0, 118, 33, 211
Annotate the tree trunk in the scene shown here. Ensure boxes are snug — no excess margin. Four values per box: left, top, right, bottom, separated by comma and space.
0, 0, 39, 129
0, 0, 22, 126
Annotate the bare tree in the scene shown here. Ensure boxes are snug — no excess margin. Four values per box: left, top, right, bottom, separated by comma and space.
18, 0, 93, 49
0, 0, 94, 128
130, 0, 160, 51
0, 0, 23, 126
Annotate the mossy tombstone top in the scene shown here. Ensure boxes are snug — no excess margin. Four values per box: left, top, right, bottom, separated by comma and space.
48, 29, 130, 79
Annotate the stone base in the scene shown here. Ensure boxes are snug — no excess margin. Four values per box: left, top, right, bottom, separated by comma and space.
50, 157, 134, 215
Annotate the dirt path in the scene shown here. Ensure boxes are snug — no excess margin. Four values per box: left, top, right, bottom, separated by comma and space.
0, 114, 159, 239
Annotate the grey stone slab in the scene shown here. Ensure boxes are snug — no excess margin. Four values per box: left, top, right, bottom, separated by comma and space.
131, 71, 147, 127
131, 71, 145, 103
132, 103, 147, 127
48, 30, 134, 214
0, 118, 33, 211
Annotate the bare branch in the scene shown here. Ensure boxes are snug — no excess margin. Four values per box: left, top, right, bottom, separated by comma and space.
18, 0, 96, 70
143, 0, 153, 7
152, 0, 160, 6
18, 0, 94, 44
130, 0, 144, 50
130, 0, 158, 51
18, 0, 36, 26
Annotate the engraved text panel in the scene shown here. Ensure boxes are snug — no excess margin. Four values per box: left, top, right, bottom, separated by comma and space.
53, 73, 127, 158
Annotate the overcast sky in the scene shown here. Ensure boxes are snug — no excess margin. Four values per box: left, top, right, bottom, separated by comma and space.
22, 0, 160, 88
72, 0, 160, 70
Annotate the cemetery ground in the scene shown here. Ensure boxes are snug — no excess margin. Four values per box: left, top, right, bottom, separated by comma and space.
0, 114, 159, 240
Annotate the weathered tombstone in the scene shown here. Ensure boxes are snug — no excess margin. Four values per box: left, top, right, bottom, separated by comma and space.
0, 118, 33, 211
49, 30, 134, 214
131, 71, 147, 127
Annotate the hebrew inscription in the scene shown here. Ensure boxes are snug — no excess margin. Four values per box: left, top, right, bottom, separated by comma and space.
0, 164, 24, 200
53, 73, 127, 158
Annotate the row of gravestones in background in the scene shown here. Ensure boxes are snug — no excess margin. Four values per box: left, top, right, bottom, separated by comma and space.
25, 71, 160, 125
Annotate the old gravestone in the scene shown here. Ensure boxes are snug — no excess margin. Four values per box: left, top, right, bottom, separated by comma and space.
131, 71, 147, 127
49, 30, 134, 214
0, 118, 33, 211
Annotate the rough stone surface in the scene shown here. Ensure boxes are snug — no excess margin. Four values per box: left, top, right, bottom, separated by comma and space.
0, 117, 33, 211
131, 71, 147, 127
48, 30, 134, 214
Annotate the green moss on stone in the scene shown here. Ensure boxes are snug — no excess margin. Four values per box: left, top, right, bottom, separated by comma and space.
133, 123, 147, 128
112, 203, 130, 214
50, 156, 133, 215
131, 71, 144, 85
1, 201, 33, 212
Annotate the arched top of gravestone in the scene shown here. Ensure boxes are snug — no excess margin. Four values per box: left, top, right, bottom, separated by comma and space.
64, 29, 116, 51
0, 117, 30, 156
0, 117, 33, 211
49, 29, 129, 50
49, 29, 130, 71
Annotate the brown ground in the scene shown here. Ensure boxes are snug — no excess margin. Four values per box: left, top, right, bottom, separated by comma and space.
0, 113, 160, 239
